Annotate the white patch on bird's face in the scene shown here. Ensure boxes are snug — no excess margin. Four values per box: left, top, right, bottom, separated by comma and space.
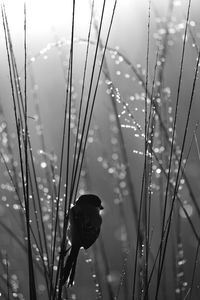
99, 209, 104, 216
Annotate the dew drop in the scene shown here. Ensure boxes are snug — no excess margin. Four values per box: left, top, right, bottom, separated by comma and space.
179, 204, 193, 218
40, 162, 47, 169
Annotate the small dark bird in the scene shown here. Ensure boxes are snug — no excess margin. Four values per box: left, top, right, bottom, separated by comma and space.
61, 194, 103, 287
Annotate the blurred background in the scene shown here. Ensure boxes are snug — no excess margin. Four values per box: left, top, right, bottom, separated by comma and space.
1, 0, 200, 299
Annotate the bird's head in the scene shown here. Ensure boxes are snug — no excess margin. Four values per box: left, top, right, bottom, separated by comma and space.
76, 194, 103, 210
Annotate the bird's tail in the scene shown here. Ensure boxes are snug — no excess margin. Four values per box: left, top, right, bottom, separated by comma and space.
61, 246, 79, 287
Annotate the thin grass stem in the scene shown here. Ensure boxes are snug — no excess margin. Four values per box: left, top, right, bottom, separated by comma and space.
57, 0, 76, 296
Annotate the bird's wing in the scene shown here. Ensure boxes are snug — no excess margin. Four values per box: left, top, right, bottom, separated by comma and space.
80, 213, 101, 249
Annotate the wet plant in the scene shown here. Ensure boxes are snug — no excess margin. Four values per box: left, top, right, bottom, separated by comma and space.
1, 0, 200, 299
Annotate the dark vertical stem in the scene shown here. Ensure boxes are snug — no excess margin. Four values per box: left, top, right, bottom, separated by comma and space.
70, 0, 94, 189
133, 2, 152, 298
143, 2, 151, 298
3, 7, 51, 277
171, 220, 178, 300
176, 205, 182, 300
73, 0, 117, 202
70, 0, 107, 199
1, 4, 26, 203
23, 3, 37, 299
155, 38, 198, 298
86, 0, 137, 225
144, 124, 199, 295
57, 1, 76, 298
6, 253, 10, 300
51, 64, 70, 297
155, 0, 192, 297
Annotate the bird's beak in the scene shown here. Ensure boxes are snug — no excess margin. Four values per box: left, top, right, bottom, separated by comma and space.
100, 204, 104, 210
